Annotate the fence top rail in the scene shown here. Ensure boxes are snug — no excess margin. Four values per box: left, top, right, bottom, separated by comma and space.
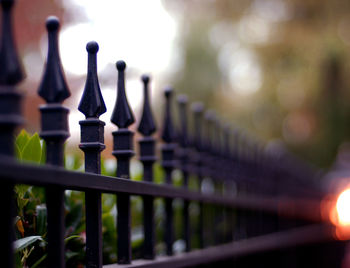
0, 157, 326, 222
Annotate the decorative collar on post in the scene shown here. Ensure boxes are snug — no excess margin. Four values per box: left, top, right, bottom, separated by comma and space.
137, 74, 157, 182
191, 102, 204, 182
191, 102, 204, 152
38, 16, 70, 166
161, 86, 176, 184
204, 110, 215, 153
177, 94, 188, 147
204, 110, 216, 180
0, 0, 24, 85
0, 0, 24, 156
177, 94, 189, 185
161, 86, 176, 144
111, 60, 135, 179
138, 74, 156, 136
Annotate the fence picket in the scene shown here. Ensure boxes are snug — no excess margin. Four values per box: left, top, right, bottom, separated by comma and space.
0, 1, 24, 266
161, 86, 176, 256
111, 60, 134, 264
177, 94, 191, 252
79, 41, 106, 268
0, 4, 346, 267
38, 16, 70, 268
138, 74, 157, 259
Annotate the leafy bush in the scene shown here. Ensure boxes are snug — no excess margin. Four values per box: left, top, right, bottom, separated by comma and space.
13, 130, 196, 267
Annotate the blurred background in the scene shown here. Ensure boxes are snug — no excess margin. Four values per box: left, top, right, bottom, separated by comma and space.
12, 0, 350, 169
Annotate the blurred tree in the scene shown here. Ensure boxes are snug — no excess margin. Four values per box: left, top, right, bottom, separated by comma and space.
164, 0, 350, 168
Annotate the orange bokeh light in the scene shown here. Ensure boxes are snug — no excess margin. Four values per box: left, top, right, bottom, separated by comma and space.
336, 189, 350, 226
328, 187, 350, 240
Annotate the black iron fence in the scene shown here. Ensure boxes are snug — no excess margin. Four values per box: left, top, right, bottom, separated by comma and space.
0, 1, 347, 268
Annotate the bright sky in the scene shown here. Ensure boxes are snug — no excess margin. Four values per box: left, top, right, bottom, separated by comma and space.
58, 0, 179, 141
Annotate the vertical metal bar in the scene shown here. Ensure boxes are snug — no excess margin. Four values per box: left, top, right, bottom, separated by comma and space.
176, 95, 191, 252
204, 111, 217, 245
191, 102, 204, 249
0, 0, 24, 267
161, 87, 176, 256
111, 61, 135, 264
137, 75, 157, 259
38, 16, 70, 268
78, 41, 106, 268
223, 124, 234, 242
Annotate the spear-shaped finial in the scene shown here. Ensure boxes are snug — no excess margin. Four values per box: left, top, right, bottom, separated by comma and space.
111, 60, 134, 128
177, 94, 188, 147
161, 86, 175, 143
138, 74, 156, 136
0, 0, 24, 85
38, 16, 70, 103
204, 110, 215, 152
191, 102, 204, 151
78, 41, 106, 118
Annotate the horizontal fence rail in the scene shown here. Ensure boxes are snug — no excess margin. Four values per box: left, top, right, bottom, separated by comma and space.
0, 158, 327, 221
0, 1, 348, 268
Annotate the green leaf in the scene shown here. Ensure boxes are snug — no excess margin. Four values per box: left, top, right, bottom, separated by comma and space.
64, 235, 81, 244
65, 251, 79, 260
15, 143, 21, 159
21, 133, 42, 163
31, 254, 47, 268
14, 184, 31, 198
40, 140, 46, 164
14, 236, 43, 252
15, 129, 30, 153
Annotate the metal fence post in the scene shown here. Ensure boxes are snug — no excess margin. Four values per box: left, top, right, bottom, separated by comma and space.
37, 16, 70, 268
191, 102, 204, 249
78, 41, 106, 268
137, 74, 157, 259
161, 86, 176, 256
111, 60, 135, 264
0, 0, 24, 267
176, 94, 191, 252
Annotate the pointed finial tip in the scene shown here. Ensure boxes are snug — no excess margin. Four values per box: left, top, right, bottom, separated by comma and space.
46, 16, 60, 31
177, 94, 188, 104
164, 86, 173, 98
191, 102, 204, 113
86, 41, 99, 54
141, 74, 150, 84
116, 60, 126, 71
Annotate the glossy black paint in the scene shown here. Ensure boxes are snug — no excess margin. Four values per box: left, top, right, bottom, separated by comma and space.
38, 16, 70, 268
79, 41, 106, 268
0, 5, 346, 268
111, 60, 134, 264
161, 86, 177, 256
0, 1, 23, 267
138, 74, 157, 259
